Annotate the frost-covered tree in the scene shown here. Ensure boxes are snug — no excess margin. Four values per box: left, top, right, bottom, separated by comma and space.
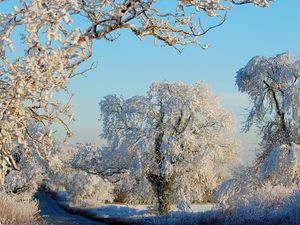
0, 0, 272, 179
100, 81, 238, 214
236, 53, 300, 172
217, 53, 300, 205
236, 52, 300, 149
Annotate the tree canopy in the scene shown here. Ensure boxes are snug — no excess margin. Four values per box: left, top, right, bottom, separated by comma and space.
236, 52, 300, 148
99, 81, 238, 213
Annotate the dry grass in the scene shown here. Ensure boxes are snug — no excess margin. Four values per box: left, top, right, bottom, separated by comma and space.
0, 191, 44, 225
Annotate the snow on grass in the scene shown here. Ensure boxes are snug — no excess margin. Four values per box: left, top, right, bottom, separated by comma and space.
57, 186, 300, 225
68, 190, 300, 225
89, 204, 149, 218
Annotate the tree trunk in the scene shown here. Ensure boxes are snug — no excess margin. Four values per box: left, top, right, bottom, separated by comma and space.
148, 173, 175, 214
148, 104, 176, 214
148, 130, 173, 214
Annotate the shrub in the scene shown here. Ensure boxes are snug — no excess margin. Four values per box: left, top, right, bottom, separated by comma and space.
65, 171, 114, 207
217, 183, 296, 225
0, 191, 43, 225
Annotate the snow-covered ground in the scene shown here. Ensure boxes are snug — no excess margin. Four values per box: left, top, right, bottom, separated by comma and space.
53, 189, 300, 225
189, 204, 214, 212
53, 191, 214, 220
87, 203, 214, 219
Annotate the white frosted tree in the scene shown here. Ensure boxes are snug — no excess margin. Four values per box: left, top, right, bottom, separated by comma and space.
100, 81, 238, 214
236, 52, 300, 149
0, 0, 272, 183
218, 53, 300, 204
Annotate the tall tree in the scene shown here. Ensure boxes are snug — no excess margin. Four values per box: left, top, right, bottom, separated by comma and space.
236, 52, 300, 149
100, 81, 238, 214
234, 52, 300, 189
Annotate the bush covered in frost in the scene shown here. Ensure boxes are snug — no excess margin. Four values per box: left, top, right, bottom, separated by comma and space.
219, 183, 294, 222
43, 142, 115, 207
141, 183, 300, 225
0, 191, 43, 225
65, 171, 114, 207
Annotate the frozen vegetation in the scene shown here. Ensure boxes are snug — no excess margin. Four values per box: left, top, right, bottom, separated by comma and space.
136, 186, 300, 225
2, 1, 300, 225
2, 54, 300, 223
0, 191, 43, 225
93, 81, 238, 213
48, 182, 300, 225
45, 53, 300, 223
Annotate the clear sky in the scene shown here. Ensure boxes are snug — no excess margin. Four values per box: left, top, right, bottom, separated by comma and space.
50, 1, 300, 162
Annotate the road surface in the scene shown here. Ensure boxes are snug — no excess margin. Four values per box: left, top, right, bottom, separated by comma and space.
35, 191, 107, 225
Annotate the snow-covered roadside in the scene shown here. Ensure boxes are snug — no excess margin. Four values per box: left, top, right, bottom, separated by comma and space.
49, 188, 300, 225
58, 202, 216, 225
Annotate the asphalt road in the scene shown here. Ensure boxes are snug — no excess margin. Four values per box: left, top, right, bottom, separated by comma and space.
35, 191, 107, 225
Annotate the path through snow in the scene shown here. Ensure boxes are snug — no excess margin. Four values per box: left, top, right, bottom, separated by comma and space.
35, 190, 107, 225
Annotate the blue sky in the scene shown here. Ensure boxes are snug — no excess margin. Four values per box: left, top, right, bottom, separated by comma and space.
4, 1, 297, 162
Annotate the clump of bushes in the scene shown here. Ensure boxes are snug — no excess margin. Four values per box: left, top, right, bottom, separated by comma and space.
0, 191, 43, 225
140, 183, 300, 225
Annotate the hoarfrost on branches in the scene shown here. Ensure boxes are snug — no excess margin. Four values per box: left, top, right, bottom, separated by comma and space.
99, 81, 239, 214
236, 52, 300, 147
236, 53, 300, 177
216, 53, 300, 206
